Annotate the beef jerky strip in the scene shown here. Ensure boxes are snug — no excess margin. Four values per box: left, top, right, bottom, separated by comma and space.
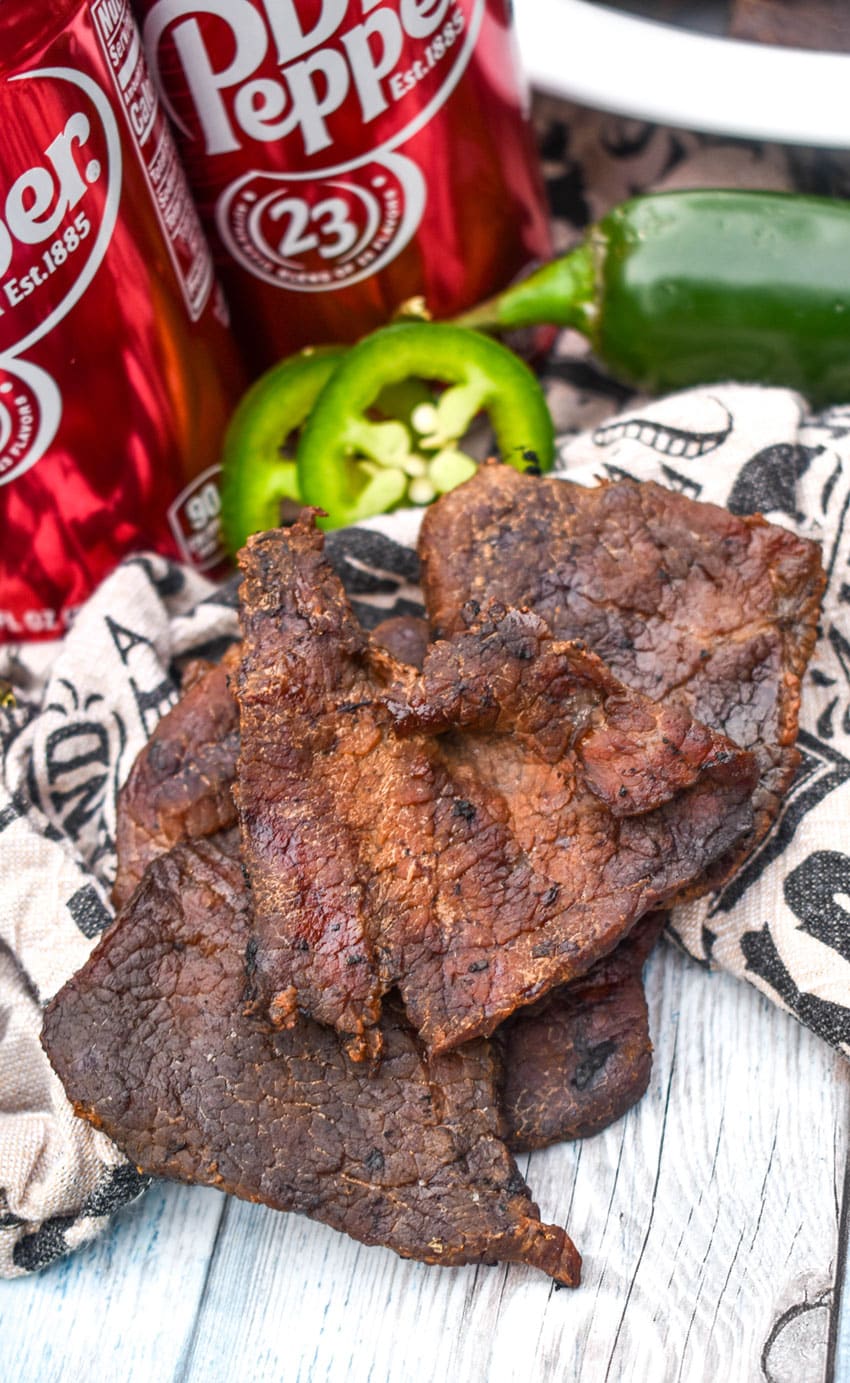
385, 603, 756, 1051
496, 911, 665, 1151
371, 614, 431, 670
42, 832, 581, 1287
112, 622, 421, 910
419, 466, 825, 883
376, 611, 663, 1144
233, 517, 437, 1059
235, 518, 756, 1055
113, 643, 241, 908
113, 627, 659, 1144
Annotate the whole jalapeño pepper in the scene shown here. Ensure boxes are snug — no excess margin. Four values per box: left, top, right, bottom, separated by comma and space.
458, 191, 850, 407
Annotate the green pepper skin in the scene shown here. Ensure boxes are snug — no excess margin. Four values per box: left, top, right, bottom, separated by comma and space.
220, 345, 346, 554
459, 191, 850, 407
296, 323, 555, 529
596, 192, 850, 405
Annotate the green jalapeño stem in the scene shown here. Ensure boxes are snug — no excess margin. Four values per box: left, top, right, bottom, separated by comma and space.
457, 241, 598, 337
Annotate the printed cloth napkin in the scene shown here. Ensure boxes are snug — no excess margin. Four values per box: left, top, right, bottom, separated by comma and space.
3, 101, 850, 1278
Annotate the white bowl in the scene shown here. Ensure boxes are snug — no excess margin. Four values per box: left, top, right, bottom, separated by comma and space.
516, 0, 850, 146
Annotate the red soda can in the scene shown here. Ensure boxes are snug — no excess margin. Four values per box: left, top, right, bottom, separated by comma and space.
0, 0, 245, 644
133, 0, 551, 370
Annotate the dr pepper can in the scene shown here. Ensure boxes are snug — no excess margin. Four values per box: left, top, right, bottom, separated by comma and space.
133, 0, 552, 369
0, 0, 245, 643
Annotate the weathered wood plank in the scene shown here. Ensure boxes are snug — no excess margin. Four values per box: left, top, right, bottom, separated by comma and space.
830, 1170, 850, 1383
176, 945, 849, 1383
2, 946, 846, 1383
0, 1182, 224, 1383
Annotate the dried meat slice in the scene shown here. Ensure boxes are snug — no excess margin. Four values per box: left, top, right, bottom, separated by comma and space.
113, 645, 240, 908
112, 622, 423, 912
496, 911, 665, 1151
419, 466, 825, 880
387, 605, 756, 1050
313, 607, 661, 1141
234, 519, 435, 1059
112, 624, 660, 1145
42, 833, 581, 1287
235, 519, 756, 1056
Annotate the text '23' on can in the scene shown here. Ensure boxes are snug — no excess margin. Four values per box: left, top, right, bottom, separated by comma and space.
133, 0, 552, 370
0, 0, 245, 643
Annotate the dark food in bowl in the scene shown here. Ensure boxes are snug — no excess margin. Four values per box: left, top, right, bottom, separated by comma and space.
608, 0, 850, 51
729, 0, 850, 51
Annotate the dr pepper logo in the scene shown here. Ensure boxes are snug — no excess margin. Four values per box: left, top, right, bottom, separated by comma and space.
143, 0, 485, 165
0, 66, 121, 484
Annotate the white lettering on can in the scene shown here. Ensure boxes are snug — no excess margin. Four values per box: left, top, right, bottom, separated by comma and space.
143, 0, 480, 160
261, 0, 349, 66
342, 11, 404, 124
0, 113, 98, 274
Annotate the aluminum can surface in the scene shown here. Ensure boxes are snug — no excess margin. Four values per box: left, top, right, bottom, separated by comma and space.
0, 0, 245, 643
133, 0, 551, 370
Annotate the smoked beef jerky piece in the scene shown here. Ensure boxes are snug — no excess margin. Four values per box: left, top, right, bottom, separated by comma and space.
111, 618, 418, 912
113, 645, 240, 908
112, 619, 659, 1145
392, 605, 754, 820
236, 518, 756, 1056
386, 605, 755, 1050
371, 615, 430, 671
419, 466, 825, 878
42, 834, 581, 1287
234, 517, 435, 1059
497, 912, 665, 1151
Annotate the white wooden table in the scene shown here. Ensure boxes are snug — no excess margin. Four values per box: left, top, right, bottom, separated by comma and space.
3, 942, 849, 1383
